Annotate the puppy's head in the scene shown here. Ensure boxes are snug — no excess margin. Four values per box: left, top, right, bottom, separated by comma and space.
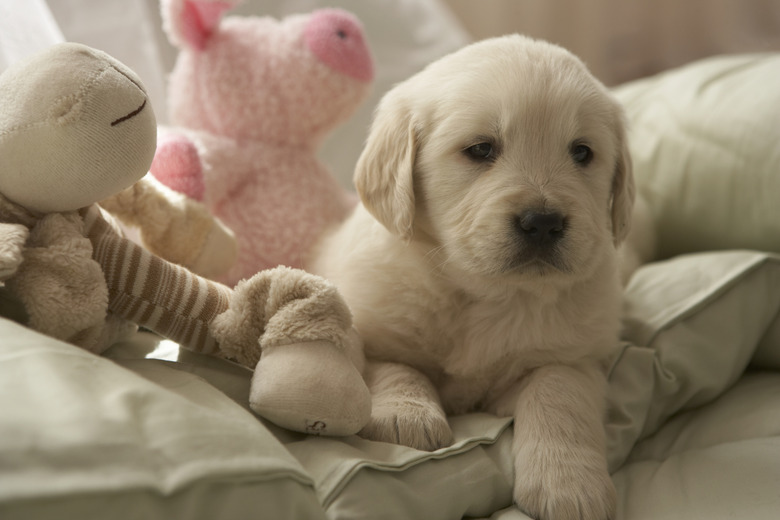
356, 35, 633, 285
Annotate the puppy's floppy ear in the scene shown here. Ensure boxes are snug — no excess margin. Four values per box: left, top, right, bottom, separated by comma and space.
354, 94, 417, 242
610, 122, 635, 245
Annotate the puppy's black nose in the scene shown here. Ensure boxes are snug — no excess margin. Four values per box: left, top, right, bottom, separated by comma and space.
514, 211, 566, 245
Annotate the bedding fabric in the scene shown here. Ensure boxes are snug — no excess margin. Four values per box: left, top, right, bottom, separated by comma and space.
0, 319, 325, 520
2, 249, 780, 519
612, 53, 780, 260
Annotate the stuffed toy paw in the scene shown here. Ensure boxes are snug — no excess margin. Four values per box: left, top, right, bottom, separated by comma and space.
100, 174, 237, 279
6, 212, 109, 350
156, 0, 374, 285
211, 267, 371, 436
0, 223, 28, 283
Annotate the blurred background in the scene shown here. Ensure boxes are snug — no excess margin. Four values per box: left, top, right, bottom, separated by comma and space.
2, 0, 778, 187
444, 0, 780, 85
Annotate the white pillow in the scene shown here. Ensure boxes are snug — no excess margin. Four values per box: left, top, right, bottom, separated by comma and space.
614, 53, 780, 260
0, 320, 323, 520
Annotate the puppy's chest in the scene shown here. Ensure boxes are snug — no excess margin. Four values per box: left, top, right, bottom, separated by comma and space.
435, 297, 587, 412
447, 297, 573, 362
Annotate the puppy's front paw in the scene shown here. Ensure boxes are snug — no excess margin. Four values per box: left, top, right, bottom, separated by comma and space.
359, 399, 454, 451
514, 446, 616, 520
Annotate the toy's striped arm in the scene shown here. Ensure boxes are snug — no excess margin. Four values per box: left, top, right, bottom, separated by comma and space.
81, 204, 230, 356
83, 203, 372, 436
100, 175, 237, 280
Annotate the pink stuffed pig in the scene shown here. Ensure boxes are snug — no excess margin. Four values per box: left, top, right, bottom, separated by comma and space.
153, 0, 374, 284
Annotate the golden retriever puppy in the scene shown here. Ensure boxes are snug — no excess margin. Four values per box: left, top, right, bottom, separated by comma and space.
310, 35, 634, 520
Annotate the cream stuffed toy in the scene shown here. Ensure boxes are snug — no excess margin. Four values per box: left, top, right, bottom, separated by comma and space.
0, 43, 370, 437
151, 0, 374, 285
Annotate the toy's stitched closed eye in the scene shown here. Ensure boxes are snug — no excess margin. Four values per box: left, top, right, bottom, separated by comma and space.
111, 100, 147, 127
109, 63, 149, 127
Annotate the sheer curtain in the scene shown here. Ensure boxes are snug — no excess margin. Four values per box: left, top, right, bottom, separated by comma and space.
0, 0, 63, 70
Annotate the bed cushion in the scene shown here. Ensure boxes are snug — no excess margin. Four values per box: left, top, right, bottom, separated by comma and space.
3, 251, 780, 519
482, 373, 780, 520
0, 319, 323, 520
613, 53, 780, 260
607, 251, 780, 468
606, 251, 780, 519
284, 414, 514, 519
613, 370, 780, 520
0, 314, 516, 520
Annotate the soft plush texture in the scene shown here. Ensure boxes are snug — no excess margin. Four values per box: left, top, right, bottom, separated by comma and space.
0, 222, 27, 281
0, 43, 155, 214
0, 42, 370, 437
153, 0, 374, 285
210, 267, 370, 436
0, 42, 238, 350
3, 207, 117, 352
613, 53, 780, 260
101, 175, 236, 280
0, 42, 157, 351
90, 200, 371, 435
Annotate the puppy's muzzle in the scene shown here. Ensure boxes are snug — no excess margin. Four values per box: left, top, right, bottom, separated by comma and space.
514, 211, 566, 246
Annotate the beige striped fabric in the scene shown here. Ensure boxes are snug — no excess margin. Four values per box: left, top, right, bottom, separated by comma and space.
82, 204, 231, 356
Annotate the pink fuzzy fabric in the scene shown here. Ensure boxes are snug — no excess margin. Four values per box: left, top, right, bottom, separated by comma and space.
304, 9, 373, 83
155, 1, 373, 285
150, 133, 204, 200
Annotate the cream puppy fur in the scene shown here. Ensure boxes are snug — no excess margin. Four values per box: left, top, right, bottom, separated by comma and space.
311, 35, 634, 520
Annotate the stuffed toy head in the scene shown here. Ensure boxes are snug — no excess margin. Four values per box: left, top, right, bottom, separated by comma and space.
0, 43, 156, 213
154, 1, 375, 283
162, 0, 374, 145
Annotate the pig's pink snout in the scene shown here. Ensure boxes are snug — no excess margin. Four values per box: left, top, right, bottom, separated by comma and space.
304, 9, 374, 83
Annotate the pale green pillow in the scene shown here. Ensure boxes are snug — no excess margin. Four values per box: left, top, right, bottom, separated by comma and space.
613, 54, 780, 260
0, 320, 324, 520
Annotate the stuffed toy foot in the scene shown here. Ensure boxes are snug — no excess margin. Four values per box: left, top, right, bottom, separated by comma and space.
250, 334, 370, 436
211, 267, 371, 436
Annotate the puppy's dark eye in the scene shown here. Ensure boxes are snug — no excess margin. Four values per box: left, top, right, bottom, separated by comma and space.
464, 142, 496, 162
570, 142, 593, 166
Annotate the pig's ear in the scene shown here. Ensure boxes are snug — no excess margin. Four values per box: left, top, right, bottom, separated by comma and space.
161, 0, 238, 51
